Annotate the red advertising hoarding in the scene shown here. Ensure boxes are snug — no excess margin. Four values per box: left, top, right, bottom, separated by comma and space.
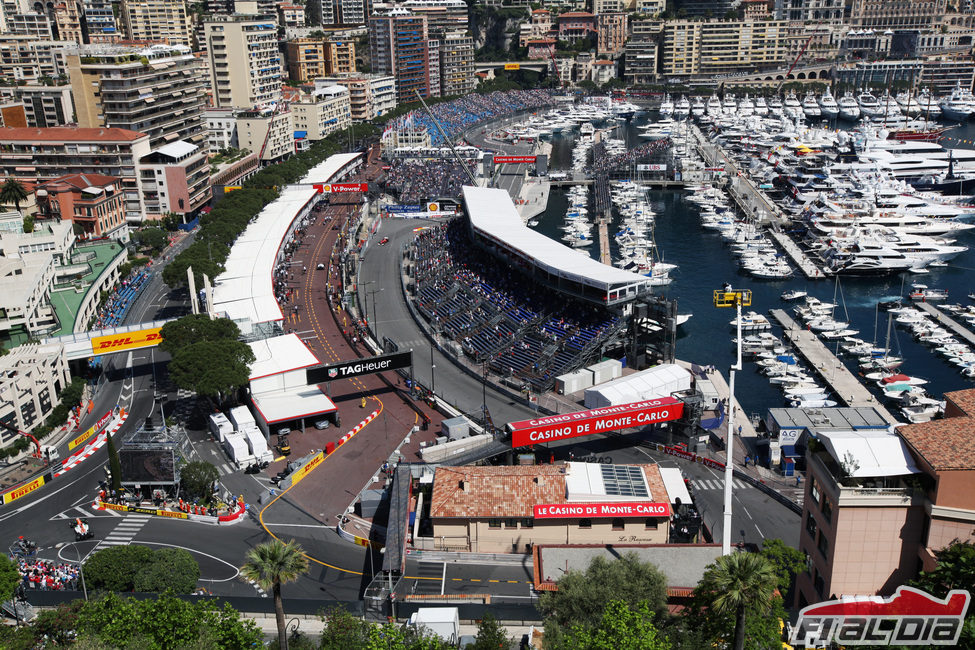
533, 501, 670, 519
494, 156, 537, 164
313, 183, 368, 193
508, 397, 684, 447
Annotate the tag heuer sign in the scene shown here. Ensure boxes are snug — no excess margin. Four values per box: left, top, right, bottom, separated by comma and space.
306, 351, 413, 384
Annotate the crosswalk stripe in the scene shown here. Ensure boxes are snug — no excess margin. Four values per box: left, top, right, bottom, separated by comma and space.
100, 541, 128, 546
221, 463, 233, 474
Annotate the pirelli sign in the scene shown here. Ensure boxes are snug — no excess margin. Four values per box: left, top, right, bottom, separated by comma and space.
90, 327, 163, 355
2, 474, 49, 505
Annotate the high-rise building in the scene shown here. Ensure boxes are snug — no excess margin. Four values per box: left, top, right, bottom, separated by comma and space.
596, 13, 627, 57
369, 14, 432, 103
438, 32, 474, 97
236, 108, 294, 163
335, 0, 370, 26
286, 37, 356, 81
6, 12, 53, 39
0, 36, 70, 82
317, 73, 396, 121
52, 1, 83, 43
849, 0, 947, 29
427, 37, 440, 97
81, 0, 121, 42
661, 19, 787, 77
120, 0, 193, 47
138, 141, 211, 220
400, 0, 467, 34
67, 44, 206, 148
624, 38, 658, 85
670, 0, 735, 16
0, 84, 73, 127
204, 14, 283, 109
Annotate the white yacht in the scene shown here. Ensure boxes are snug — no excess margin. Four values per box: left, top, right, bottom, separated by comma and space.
722, 94, 737, 115
857, 91, 884, 119
838, 91, 861, 121
639, 119, 677, 140
691, 96, 706, 118
706, 94, 722, 117
940, 83, 975, 121
818, 88, 839, 119
738, 94, 755, 117
658, 94, 674, 119
877, 91, 902, 120
917, 90, 942, 119
802, 92, 822, 119
767, 95, 784, 116
673, 95, 691, 118
754, 96, 769, 116
895, 92, 922, 117
783, 90, 803, 118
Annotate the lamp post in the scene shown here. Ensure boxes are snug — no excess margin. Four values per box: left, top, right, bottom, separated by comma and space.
713, 286, 751, 556
430, 346, 436, 395
367, 287, 384, 344
480, 360, 488, 421
70, 541, 88, 601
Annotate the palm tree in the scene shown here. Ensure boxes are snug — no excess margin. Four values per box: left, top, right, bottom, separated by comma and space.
241, 539, 309, 650
0, 178, 27, 212
698, 551, 777, 650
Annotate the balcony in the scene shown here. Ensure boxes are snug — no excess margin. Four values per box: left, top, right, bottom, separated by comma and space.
808, 451, 925, 508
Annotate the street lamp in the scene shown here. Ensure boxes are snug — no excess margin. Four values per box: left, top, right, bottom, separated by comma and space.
430, 346, 436, 395
367, 287, 384, 344
713, 286, 751, 556
68, 541, 88, 601
480, 360, 488, 421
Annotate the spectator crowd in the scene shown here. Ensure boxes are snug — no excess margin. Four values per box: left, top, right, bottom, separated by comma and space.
15, 558, 80, 591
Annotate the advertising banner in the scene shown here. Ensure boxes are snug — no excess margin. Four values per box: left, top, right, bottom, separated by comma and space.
291, 451, 324, 487
533, 501, 670, 519
68, 410, 113, 450
636, 164, 667, 172
2, 474, 46, 504
504, 63, 520, 71
494, 156, 536, 164
89, 327, 162, 355
306, 350, 413, 384
508, 397, 684, 447
387, 205, 424, 212
313, 183, 368, 193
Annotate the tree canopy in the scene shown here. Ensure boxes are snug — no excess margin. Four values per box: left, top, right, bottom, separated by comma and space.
159, 314, 242, 354
180, 460, 219, 503
167, 338, 255, 401
553, 600, 671, 650
0, 554, 20, 602
84, 544, 200, 594
241, 539, 309, 650
132, 226, 169, 255
909, 540, 975, 649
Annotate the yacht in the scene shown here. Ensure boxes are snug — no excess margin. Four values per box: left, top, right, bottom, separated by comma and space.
738, 94, 755, 117
895, 92, 923, 118
877, 91, 902, 120
691, 96, 706, 118
783, 91, 803, 118
857, 91, 883, 119
673, 95, 691, 118
838, 92, 861, 121
767, 95, 784, 116
639, 118, 677, 140
754, 96, 769, 116
940, 83, 975, 121
917, 90, 942, 120
658, 94, 674, 119
722, 94, 737, 115
706, 94, 722, 117
802, 92, 822, 119
818, 88, 839, 119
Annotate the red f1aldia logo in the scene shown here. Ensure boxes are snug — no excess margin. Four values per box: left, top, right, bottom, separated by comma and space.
790, 586, 971, 646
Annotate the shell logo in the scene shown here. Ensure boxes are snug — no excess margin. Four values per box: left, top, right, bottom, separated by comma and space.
427, 202, 439, 212
321, 184, 331, 193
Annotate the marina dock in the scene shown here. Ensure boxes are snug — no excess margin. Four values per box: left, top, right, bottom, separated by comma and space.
767, 230, 826, 280
770, 309, 899, 424
914, 302, 975, 347
597, 220, 611, 265
548, 178, 685, 189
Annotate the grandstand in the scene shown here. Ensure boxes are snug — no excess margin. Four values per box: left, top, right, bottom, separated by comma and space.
411, 219, 628, 393
97, 268, 152, 330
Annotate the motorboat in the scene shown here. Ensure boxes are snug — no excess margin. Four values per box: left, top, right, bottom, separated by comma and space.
784, 91, 803, 118
802, 92, 822, 119
857, 91, 884, 119
730, 311, 773, 332
659, 94, 674, 119
754, 96, 769, 116
691, 97, 706, 118
673, 95, 691, 119
908, 284, 948, 301
838, 92, 861, 121
738, 94, 755, 117
895, 92, 923, 118
818, 88, 840, 119
781, 290, 808, 301
706, 94, 722, 117
917, 90, 942, 120
940, 83, 975, 121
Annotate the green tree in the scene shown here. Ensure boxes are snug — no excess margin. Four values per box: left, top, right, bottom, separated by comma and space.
168, 338, 256, 402
693, 552, 778, 650
240, 539, 309, 650
760, 538, 806, 594
180, 460, 220, 503
0, 554, 20, 602
470, 613, 510, 649
320, 608, 372, 649
0, 178, 28, 211
132, 226, 168, 255
539, 552, 668, 642
21, 215, 33, 233
84, 544, 154, 592
555, 600, 671, 650
909, 540, 975, 649
133, 547, 201, 594
159, 314, 241, 355
105, 430, 122, 492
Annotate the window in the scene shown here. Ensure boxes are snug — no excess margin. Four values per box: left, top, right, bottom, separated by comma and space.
612, 518, 625, 530
817, 532, 829, 559
809, 475, 820, 505
579, 518, 592, 529
805, 513, 817, 540
504, 518, 518, 529
488, 519, 500, 529
645, 518, 658, 530
522, 518, 533, 529
820, 496, 832, 525
813, 569, 825, 599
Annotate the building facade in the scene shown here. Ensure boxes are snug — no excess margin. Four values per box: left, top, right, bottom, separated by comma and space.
777, 0, 844, 23
369, 14, 432, 103
0, 36, 71, 83
138, 141, 211, 220
624, 38, 658, 85
0, 342, 70, 438
596, 13, 627, 57
318, 73, 396, 121
36, 173, 127, 238
286, 37, 357, 81
557, 12, 596, 44
400, 0, 468, 34
119, 0, 193, 47
849, 0, 947, 29
438, 32, 475, 97
662, 19, 788, 77
0, 85, 73, 128
67, 44, 206, 149
291, 85, 352, 140
205, 14, 283, 109
236, 108, 294, 163
205, 107, 239, 152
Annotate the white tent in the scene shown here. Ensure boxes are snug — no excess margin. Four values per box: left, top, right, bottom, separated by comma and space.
818, 430, 920, 478
584, 364, 692, 409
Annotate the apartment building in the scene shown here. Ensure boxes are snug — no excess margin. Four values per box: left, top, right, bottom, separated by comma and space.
369, 14, 433, 103
278, 3, 305, 27
82, 0, 121, 43
596, 13, 628, 57
519, 9, 553, 48
591, 59, 616, 84
635, 0, 666, 15
0, 36, 71, 83
0, 85, 73, 128
236, 108, 294, 163
527, 38, 556, 60
850, 0, 947, 29
594, 0, 626, 13
36, 173, 127, 239
5, 11, 53, 39
120, 0, 193, 48
317, 73, 396, 121
286, 37, 356, 81
624, 38, 658, 85
291, 85, 352, 140
0, 341, 69, 438
661, 19, 788, 77
335, 0, 370, 26
67, 44, 206, 149
400, 0, 468, 34
0, 127, 151, 221
205, 107, 239, 152
427, 37, 441, 97
52, 0, 83, 43
671, 0, 735, 15
204, 14, 283, 109
776, 0, 844, 23
439, 32, 475, 97
557, 12, 596, 44
795, 391, 975, 607
138, 141, 211, 220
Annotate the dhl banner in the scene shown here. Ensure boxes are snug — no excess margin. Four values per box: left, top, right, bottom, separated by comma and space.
504, 63, 520, 71
2, 474, 47, 505
290, 451, 324, 486
223, 186, 242, 193
68, 410, 113, 450
90, 327, 162, 355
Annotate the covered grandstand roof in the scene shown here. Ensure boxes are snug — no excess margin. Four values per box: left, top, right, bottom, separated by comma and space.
300, 152, 363, 185
462, 186, 650, 296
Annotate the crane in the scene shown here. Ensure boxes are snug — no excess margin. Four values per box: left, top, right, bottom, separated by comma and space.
776, 35, 815, 95
0, 420, 43, 459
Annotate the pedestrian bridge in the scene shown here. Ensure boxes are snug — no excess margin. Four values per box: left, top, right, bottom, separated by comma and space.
474, 61, 551, 74
43, 320, 174, 361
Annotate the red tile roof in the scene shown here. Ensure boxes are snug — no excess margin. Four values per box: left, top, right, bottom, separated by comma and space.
40, 173, 119, 192
898, 389, 975, 471
0, 127, 148, 143
558, 11, 594, 18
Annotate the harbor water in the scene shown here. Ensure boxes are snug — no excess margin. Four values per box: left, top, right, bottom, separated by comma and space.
533, 116, 975, 418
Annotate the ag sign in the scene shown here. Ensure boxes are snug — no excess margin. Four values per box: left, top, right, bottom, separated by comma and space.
306, 350, 413, 384
508, 397, 684, 447
533, 501, 670, 519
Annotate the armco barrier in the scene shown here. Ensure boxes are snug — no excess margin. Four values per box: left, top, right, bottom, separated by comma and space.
336, 410, 378, 448
95, 500, 247, 525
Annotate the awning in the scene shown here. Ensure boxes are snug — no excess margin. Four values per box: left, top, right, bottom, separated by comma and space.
659, 467, 692, 505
